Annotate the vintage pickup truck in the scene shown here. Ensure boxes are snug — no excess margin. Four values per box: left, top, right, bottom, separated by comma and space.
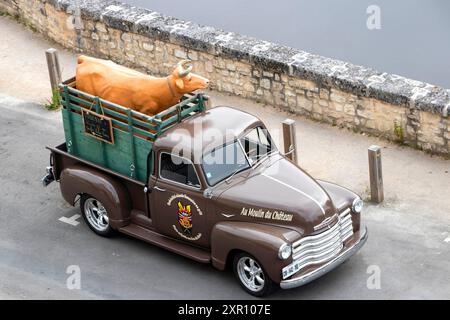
43, 78, 367, 296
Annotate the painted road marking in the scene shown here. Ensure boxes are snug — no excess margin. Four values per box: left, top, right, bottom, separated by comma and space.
444, 237, 450, 243
59, 214, 81, 226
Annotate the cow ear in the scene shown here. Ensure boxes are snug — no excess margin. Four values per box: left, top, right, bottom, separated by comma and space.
175, 78, 184, 90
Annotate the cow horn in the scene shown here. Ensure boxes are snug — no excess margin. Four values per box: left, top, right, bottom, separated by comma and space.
177, 60, 193, 78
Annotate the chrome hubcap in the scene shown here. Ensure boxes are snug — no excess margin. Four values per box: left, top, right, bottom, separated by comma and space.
237, 256, 265, 292
84, 198, 109, 232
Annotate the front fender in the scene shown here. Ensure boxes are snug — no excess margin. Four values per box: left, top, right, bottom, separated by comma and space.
59, 165, 131, 229
318, 180, 362, 232
211, 221, 299, 283
317, 180, 359, 211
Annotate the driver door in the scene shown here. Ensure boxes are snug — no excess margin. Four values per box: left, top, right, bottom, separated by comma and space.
150, 151, 209, 248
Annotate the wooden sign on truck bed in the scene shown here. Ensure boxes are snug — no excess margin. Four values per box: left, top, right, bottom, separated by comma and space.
82, 109, 114, 144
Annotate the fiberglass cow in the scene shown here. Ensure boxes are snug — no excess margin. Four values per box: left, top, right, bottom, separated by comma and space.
75, 55, 209, 116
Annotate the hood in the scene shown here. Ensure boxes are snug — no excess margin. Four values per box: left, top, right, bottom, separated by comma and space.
214, 157, 337, 235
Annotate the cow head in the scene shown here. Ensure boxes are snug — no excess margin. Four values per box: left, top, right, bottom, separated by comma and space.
171, 60, 209, 94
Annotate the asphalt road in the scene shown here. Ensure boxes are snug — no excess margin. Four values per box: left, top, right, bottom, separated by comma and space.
0, 94, 449, 299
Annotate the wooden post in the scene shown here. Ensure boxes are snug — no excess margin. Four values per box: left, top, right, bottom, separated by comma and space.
62, 85, 76, 154
203, 94, 211, 109
45, 48, 62, 93
368, 145, 384, 203
282, 119, 298, 163
127, 109, 137, 179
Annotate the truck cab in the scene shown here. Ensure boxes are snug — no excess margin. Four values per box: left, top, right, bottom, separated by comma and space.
148, 106, 270, 248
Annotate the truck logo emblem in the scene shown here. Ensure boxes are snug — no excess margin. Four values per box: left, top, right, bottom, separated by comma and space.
167, 194, 202, 241
177, 202, 193, 235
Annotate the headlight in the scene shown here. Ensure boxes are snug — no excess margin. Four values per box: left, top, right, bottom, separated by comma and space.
278, 243, 292, 260
352, 198, 364, 213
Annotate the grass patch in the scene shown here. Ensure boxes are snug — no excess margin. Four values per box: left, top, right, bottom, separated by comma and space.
44, 88, 61, 110
393, 120, 404, 142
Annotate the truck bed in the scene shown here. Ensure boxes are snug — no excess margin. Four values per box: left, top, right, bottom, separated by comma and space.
48, 142, 148, 213
48, 143, 145, 186
59, 77, 207, 183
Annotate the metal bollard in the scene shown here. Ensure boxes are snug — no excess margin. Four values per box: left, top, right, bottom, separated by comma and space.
282, 119, 298, 163
368, 145, 384, 203
45, 48, 62, 93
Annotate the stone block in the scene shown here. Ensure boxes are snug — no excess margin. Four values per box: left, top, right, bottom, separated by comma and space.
297, 96, 313, 112
95, 22, 107, 33
319, 88, 330, 100
174, 49, 187, 59
262, 70, 273, 78
188, 51, 198, 61
205, 61, 214, 73
260, 78, 271, 90
142, 42, 154, 51
330, 90, 347, 104
226, 63, 236, 71
344, 104, 356, 115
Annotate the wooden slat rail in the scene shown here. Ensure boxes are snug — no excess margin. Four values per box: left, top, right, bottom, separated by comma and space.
154, 94, 203, 120
160, 103, 203, 130
61, 84, 155, 121
59, 81, 207, 143
61, 101, 157, 140
66, 94, 156, 131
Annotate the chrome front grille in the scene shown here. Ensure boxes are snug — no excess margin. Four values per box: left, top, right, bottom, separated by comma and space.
291, 209, 354, 270
339, 208, 354, 242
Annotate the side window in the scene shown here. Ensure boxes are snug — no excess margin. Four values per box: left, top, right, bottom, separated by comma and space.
160, 153, 201, 188
240, 126, 273, 162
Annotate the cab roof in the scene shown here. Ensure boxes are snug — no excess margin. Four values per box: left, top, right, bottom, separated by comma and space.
154, 106, 262, 157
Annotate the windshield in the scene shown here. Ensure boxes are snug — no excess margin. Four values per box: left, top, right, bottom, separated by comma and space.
201, 126, 276, 186
202, 141, 250, 186
239, 126, 275, 165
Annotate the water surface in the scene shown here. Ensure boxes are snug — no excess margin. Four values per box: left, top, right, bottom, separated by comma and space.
123, 0, 450, 88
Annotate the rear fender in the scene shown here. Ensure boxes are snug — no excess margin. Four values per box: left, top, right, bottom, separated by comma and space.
59, 165, 131, 229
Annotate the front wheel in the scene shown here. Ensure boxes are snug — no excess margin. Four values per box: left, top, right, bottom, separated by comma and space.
80, 194, 115, 237
233, 252, 275, 297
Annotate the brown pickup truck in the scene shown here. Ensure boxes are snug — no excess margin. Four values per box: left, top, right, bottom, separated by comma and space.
44, 82, 367, 296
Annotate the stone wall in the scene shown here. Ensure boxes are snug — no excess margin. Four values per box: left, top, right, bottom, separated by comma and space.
2, 0, 449, 156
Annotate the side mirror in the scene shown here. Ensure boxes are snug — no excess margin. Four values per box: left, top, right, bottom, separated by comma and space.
203, 188, 213, 199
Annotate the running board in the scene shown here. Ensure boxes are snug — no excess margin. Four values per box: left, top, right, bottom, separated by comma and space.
119, 224, 211, 263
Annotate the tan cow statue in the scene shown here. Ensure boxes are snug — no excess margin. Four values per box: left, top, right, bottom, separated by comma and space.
75, 55, 209, 116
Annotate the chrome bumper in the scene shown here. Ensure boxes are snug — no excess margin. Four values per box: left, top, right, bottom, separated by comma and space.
280, 227, 368, 289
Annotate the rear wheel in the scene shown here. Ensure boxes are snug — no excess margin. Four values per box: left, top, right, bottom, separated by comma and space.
233, 252, 275, 297
80, 194, 114, 237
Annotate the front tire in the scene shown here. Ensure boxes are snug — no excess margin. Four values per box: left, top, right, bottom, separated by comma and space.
233, 252, 275, 297
80, 194, 114, 237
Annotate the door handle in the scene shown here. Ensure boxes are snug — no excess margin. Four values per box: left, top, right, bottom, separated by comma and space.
154, 186, 166, 192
